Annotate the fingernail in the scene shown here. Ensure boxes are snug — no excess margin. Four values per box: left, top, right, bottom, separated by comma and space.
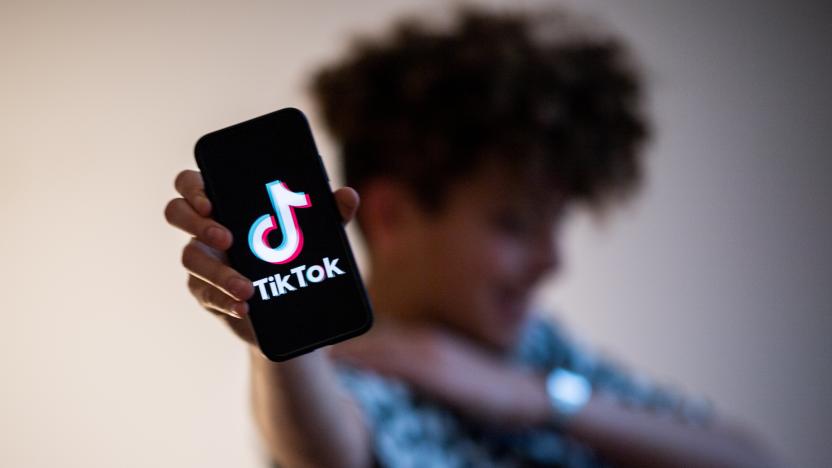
229, 277, 250, 299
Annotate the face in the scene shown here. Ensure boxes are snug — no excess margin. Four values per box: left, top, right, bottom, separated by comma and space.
397, 159, 565, 351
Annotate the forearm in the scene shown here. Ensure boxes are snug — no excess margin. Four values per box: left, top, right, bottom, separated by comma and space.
451, 361, 777, 468
502, 369, 779, 468
249, 348, 371, 468
565, 393, 779, 468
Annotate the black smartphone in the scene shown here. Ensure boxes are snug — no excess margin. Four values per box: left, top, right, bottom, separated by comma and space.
194, 107, 373, 361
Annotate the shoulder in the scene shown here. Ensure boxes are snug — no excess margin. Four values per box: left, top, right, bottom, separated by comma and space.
509, 312, 576, 369
334, 363, 409, 420
334, 362, 501, 467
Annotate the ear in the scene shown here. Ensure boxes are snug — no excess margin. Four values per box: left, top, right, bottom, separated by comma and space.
359, 179, 422, 257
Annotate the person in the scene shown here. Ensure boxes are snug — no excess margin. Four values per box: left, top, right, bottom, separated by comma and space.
164, 6, 779, 468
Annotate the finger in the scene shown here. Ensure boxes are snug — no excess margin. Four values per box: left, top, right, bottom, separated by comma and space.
333, 186, 360, 224
164, 198, 232, 250
181, 239, 254, 301
174, 169, 212, 216
188, 274, 249, 319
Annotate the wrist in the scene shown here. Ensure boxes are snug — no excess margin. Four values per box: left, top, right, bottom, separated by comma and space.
545, 367, 592, 429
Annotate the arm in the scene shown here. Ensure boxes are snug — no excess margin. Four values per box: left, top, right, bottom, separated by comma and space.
165, 169, 372, 468
331, 321, 780, 468
563, 390, 780, 468
481, 365, 779, 468
249, 349, 371, 468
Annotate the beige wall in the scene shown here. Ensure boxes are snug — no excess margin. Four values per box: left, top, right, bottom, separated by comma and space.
1, 0, 829, 466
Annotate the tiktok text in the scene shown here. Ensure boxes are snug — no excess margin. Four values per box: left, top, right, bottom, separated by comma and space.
251, 256, 345, 301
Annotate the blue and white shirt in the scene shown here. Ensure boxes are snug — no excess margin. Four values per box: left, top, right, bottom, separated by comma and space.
335, 314, 714, 468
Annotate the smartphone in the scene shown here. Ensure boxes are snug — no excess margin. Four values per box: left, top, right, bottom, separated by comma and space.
194, 107, 373, 361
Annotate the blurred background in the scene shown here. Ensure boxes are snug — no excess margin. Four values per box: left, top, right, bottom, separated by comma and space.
1, 0, 830, 466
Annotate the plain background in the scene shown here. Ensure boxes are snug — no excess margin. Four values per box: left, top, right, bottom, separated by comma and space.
1, 0, 830, 466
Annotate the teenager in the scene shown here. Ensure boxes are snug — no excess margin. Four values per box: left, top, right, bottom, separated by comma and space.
165, 7, 777, 468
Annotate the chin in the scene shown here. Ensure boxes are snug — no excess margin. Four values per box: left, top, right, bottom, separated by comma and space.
480, 318, 528, 353
446, 300, 530, 352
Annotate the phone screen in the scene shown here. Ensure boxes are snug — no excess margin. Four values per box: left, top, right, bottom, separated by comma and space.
195, 108, 373, 361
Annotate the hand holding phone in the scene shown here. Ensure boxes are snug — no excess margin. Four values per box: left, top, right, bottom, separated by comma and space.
165, 170, 361, 347
166, 108, 373, 360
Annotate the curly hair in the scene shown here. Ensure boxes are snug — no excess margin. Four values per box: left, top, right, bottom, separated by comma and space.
310, 6, 649, 213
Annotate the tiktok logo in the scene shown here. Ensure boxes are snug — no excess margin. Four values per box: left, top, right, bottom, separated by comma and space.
248, 180, 312, 264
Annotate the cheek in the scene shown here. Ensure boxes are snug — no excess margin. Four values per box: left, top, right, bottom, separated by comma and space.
418, 228, 484, 304
429, 229, 526, 311
464, 235, 527, 281
434, 230, 506, 282
417, 225, 532, 349
461, 236, 532, 341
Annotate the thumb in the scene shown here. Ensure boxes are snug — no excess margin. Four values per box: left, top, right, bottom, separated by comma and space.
333, 186, 360, 225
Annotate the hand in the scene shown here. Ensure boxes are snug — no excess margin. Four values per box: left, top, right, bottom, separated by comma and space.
164, 169, 360, 345
331, 319, 451, 383
330, 320, 552, 428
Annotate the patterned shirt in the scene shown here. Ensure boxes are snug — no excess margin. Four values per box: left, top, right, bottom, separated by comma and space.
335, 313, 714, 468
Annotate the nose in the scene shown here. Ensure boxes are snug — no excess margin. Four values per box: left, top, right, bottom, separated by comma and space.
528, 228, 560, 281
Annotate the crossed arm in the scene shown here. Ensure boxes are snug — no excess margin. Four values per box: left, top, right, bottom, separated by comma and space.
330, 320, 780, 468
